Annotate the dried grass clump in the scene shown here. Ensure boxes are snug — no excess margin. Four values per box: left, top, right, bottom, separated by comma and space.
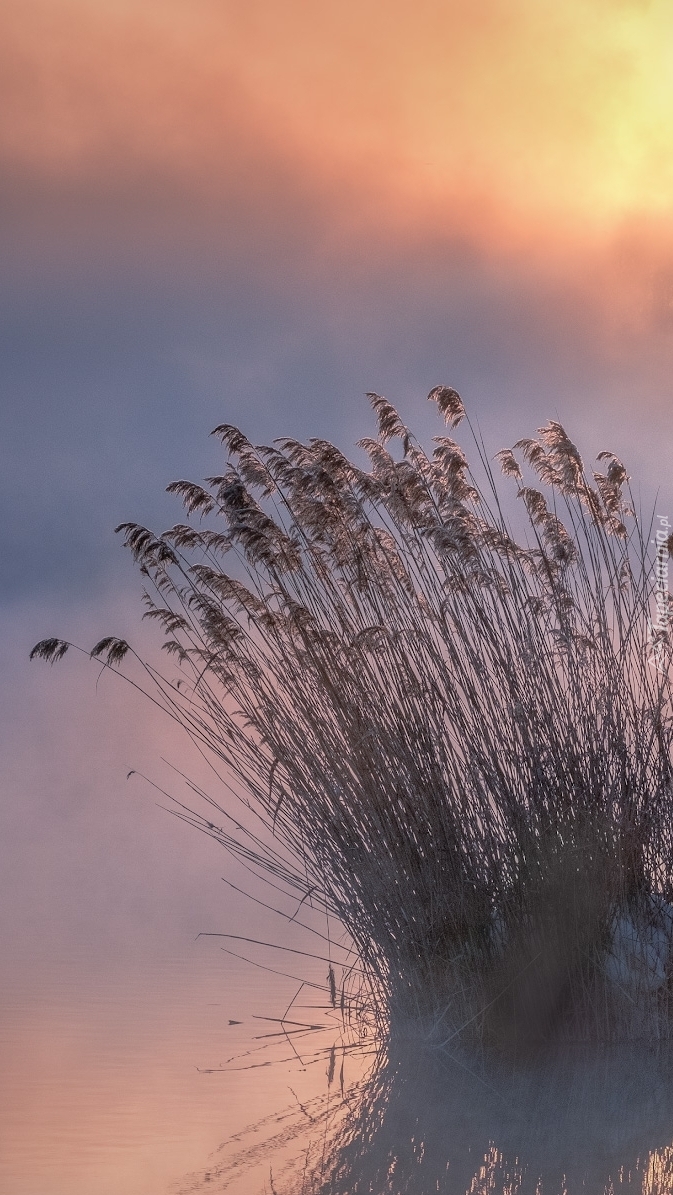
33, 387, 673, 1055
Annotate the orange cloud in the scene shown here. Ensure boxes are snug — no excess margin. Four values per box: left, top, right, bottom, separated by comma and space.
3, 0, 673, 270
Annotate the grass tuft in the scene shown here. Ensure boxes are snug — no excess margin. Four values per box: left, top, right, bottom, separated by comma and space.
33, 388, 673, 1054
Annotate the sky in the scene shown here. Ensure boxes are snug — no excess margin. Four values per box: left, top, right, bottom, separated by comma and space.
3, 0, 673, 1098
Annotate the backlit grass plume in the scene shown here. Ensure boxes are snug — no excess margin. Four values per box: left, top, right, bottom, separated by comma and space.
33, 387, 673, 1054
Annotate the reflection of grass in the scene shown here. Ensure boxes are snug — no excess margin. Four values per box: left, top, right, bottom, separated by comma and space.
33, 386, 673, 1054
172, 1042, 673, 1194
302, 1041, 673, 1195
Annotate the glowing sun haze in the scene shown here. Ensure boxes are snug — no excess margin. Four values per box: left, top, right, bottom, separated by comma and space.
4, 8, 673, 1189
5, 0, 673, 249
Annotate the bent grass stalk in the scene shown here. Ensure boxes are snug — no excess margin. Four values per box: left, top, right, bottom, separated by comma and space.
33, 386, 673, 1056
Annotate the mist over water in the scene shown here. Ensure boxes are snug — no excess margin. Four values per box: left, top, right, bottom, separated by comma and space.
6, 5, 673, 1193
6, 588, 673, 1195
298, 1042, 673, 1195
6, 940, 673, 1195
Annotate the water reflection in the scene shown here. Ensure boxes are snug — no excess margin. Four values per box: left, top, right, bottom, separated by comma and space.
303, 1039, 673, 1194
191, 1035, 673, 1194
7, 940, 673, 1194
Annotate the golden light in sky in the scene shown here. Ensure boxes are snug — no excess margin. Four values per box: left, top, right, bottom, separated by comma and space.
6, 7, 673, 1192
4, 0, 673, 246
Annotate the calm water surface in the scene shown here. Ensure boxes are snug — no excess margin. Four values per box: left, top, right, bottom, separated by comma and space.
4, 939, 673, 1195
0, 941, 353, 1195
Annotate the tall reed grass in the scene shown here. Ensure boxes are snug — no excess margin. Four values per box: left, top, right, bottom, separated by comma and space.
33, 387, 673, 1055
